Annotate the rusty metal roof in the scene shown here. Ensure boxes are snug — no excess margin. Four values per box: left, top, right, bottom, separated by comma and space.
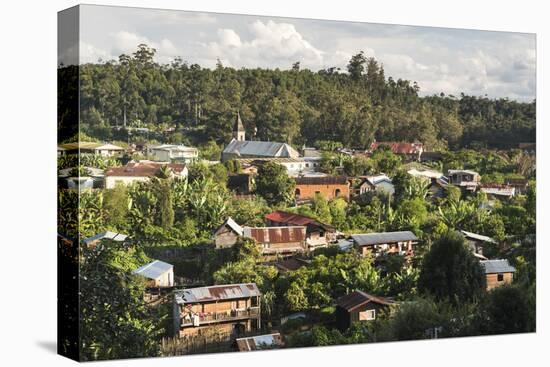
336, 290, 395, 312
105, 161, 186, 177
243, 226, 306, 244
174, 283, 261, 304
265, 211, 335, 231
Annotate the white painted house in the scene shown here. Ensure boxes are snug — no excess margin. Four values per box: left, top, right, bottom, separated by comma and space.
133, 260, 174, 287
359, 174, 395, 196
147, 144, 199, 163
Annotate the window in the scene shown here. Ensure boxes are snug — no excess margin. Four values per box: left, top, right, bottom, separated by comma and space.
497, 273, 504, 282
359, 309, 376, 321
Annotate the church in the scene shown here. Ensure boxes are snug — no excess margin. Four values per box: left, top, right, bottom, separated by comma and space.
221, 113, 300, 162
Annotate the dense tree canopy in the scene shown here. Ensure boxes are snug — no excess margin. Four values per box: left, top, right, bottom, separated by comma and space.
62, 45, 535, 150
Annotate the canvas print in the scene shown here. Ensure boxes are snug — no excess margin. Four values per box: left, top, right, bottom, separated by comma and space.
57, 4, 536, 361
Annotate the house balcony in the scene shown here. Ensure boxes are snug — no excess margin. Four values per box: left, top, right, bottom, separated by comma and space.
181, 307, 260, 327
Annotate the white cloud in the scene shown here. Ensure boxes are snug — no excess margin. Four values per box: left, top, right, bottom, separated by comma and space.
203, 20, 325, 69
79, 42, 114, 63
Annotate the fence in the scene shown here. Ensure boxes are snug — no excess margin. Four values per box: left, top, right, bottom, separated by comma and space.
161, 331, 234, 356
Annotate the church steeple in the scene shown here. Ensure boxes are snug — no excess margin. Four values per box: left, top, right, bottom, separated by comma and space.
233, 111, 245, 141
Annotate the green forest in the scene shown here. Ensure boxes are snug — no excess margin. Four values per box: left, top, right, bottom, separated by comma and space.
59, 44, 535, 150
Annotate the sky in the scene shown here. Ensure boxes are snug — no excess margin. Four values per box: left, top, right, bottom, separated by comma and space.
71, 4, 536, 101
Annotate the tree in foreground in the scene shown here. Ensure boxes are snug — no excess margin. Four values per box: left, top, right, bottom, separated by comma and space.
477, 285, 534, 334
255, 162, 295, 206
418, 230, 485, 303
79, 241, 163, 361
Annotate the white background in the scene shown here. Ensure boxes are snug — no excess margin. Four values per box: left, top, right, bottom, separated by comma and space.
0, 0, 547, 366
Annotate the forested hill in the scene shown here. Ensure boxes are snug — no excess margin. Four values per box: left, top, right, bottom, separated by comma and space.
60, 44, 536, 150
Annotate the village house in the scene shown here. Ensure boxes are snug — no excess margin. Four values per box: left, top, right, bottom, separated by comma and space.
235, 333, 283, 352
221, 113, 300, 162
461, 230, 496, 260
335, 291, 396, 331
448, 169, 480, 191
58, 141, 125, 156
358, 174, 395, 196
369, 141, 424, 161
480, 184, 516, 198
243, 226, 307, 257
350, 231, 418, 258
213, 217, 244, 249
294, 175, 350, 201
147, 144, 199, 163
504, 177, 530, 195
212, 218, 308, 256
480, 259, 516, 290
172, 283, 261, 339
265, 210, 337, 249
104, 161, 188, 189
58, 166, 104, 189
82, 231, 128, 248
133, 260, 174, 288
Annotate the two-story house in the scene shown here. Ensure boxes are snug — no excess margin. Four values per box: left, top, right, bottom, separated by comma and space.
173, 283, 261, 339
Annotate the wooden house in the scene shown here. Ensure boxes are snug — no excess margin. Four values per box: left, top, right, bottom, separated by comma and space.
350, 231, 418, 258
213, 217, 244, 249
133, 260, 174, 288
480, 259, 516, 290
461, 230, 496, 259
294, 176, 350, 201
480, 184, 516, 198
265, 210, 337, 249
335, 291, 396, 331
448, 169, 480, 192
243, 226, 307, 257
504, 178, 530, 195
173, 283, 261, 339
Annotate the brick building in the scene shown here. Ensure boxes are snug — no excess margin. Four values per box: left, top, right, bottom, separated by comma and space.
294, 176, 350, 201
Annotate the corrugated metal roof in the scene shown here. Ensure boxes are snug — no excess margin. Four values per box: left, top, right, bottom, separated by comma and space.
480, 259, 516, 274
336, 290, 395, 311
243, 226, 306, 244
133, 260, 173, 280
174, 283, 261, 304
214, 217, 244, 236
83, 231, 128, 245
265, 211, 335, 231
105, 162, 186, 177
461, 230, 497, 244
223, 140, 299, 158
351, 231, 418, 246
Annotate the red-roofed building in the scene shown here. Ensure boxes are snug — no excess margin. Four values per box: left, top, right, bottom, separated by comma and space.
369, 141, 424, 161
265, 211, 337, 248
